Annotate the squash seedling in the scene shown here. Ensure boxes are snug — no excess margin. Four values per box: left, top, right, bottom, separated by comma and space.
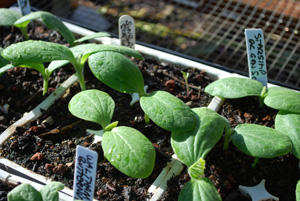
205, 76, 300, 113
181, 70, 190, 95
1, 40, 142, 95
88, 51, 197, 132
7, 182, 64, 201
68, 89, 156, 178
171, 107, 230, 201
13, 11, 75, 45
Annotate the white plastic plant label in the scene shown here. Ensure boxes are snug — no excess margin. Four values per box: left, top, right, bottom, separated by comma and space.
119, 15, 135, 49
73, 145, 98, 201
245, 29, 268, 87
17, 0, 31, 15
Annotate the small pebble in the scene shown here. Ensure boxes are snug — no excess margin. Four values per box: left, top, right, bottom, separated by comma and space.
53, 164, 67, 176
30, 152, 44, 161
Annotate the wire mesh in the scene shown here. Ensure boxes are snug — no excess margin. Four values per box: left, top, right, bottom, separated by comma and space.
28, 0, 300, 90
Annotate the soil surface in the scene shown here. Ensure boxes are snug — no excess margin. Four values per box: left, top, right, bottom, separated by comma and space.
1, 24, 299, 201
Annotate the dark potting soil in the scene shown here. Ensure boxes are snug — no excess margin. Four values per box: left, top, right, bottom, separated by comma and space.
0, 51, 213, 201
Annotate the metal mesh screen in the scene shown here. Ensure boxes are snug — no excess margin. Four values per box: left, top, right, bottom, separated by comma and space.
28, 0, 300, 90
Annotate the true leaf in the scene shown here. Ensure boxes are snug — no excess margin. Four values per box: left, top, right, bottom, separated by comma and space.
14, 11, 75, 46
74, 32, 111, 43
264, 87, 300, 114
205, 77, 263, 98
232, 124, 292, 158
140, 90, 197, 132
82, 44, 144, 64
102, 126, 156, 178
171, 107, 229, 166
275, 111, 300, 159
68, 90, 115, 128
7, 183, 43, 201
188, 158, 205, 179
0, 8, 22, 26
1, 40, 76, 64
88, 51, 145, 94
39, 182, 64, 201
178, 178, 222, 201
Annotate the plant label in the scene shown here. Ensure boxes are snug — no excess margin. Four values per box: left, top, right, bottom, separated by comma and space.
119, 15, 135, 49
245, 29, 268, 87
73, 145, 98, 201
17, 0, 31, 15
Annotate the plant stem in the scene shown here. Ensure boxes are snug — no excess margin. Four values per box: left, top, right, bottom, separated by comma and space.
223, 128, 235, 150
74, 63, 86, 91
145, 113, 150, 124
19, 27, 29, 40
41, 74, 49, 96
259, 86, 268, 108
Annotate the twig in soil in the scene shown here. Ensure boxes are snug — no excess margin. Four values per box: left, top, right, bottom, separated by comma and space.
21, 89, 43, 107
38, 120, 83, 137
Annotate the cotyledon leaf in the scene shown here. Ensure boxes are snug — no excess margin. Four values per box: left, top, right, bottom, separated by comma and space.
232, 124, 292, 158
88, 51, 145, 94
178, 178, 222, 201
82, 44, 144, 64
275, 111, 300, 160
0, 8, 22, 26
140, 90, 197, 132
264, 87, 300, 114
171, 107, 230, 166
1, 40, 76, 64
102, 126, 155, 178
47, 43, 98, 73
39, 182, 64, 201
205, 77, 263, 99
68, 89, 115, 129
7, 183, 43, 201
14, 11, 75, 46
74, 32, 111, 43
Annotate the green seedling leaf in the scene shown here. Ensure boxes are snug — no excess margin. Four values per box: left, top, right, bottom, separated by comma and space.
188, 158, 205, 179
232, 124, 292, 158
1, 40, 76, 64
0, 8, 22, 26
14, 11, 75, 46
102, 126, 155, 178
178, 178, 222, 201
264, 87, 300, 114
296, 180, 300, 201
0, 48, 9, 67
275, 111, 300, 159
205, 77, 263, 98
82, 44, 144, 64
48, 43, 97, 74
7, 183, 43, 201
69, 90, 115, 129
40, 182, 64, 201
89, 51, 145, 94
171, 107, 230, 166
140, 90, 197, 132
74, 32, 111, 43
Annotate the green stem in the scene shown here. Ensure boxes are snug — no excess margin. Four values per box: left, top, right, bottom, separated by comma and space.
19, 27, 29, 40
259, 86, 268, 108
223, 128, 235, 150
42, 74, 49, 96
145, 113, 150, 124
74, 63, 86, 91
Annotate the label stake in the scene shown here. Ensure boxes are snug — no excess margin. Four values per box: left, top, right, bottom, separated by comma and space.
17, 0, 31, 15
119, 15, 136, 49
245, 29, 268, 87
73, 145, 98, 201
